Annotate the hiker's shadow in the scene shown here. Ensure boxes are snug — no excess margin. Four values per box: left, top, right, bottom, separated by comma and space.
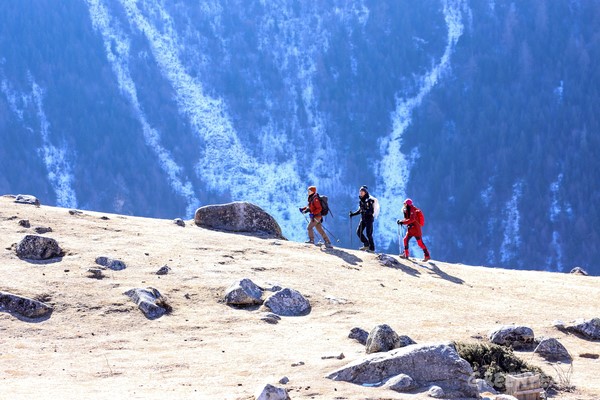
422, 261, 464, 285
378, 255, 420, 277
321, 248, 363, 266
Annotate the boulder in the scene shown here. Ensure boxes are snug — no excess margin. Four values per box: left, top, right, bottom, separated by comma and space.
124, 287, 169, 319
95, 256, 127, 271
383, 373, 416, 392
18, 219, 30, 228
565, 318, 600, 340
489, 325, 535, 349
569, 267, 588, 276
225, 278, 263, 306
194, 202, 285, 239
16, 235, 63, 260
534, 337, 571, 361
0, 291, 53, 319
327, 343, 478, 398
255, 383, 290, 400
264, 288, 310, 316
365, 324, 415, 354
15, 194, 40, 206
349, 327, 369, 345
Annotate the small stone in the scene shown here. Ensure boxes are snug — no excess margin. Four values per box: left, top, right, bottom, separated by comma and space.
225, 278, 263, 306
534, 337, 571, 361
579, 353, 599, 359
18, 219, 31, 228
569, 267, 588, 276
68, 209, 83, 215
87, 268, 105, 279
15, 194, 40, 206
174, 218, 186, 227
384, 373, 415, 392
124, 287, 169, 319
278, 376, 289, 385
255, 383, 290, 400
348, 327, 369, 345
259, 312, 281, 324
100, 216, 109, 220
291, 361, 305, 367
34, 226, 53, 234
95, 256, 126, 271
156, 265, 171, 275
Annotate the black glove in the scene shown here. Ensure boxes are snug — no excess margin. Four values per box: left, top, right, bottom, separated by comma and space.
396, 219, 402, 225
299, 207, 304, 213
349, 211, 353, 217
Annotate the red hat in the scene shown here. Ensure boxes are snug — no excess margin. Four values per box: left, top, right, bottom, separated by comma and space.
308, 186, 317, 193
404, 198, 413, 206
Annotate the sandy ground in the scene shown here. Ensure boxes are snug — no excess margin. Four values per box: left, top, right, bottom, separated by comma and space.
0, 195, 598, 400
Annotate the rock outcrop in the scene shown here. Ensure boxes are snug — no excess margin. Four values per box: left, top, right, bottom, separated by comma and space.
0, 291, 53, 319
194, 202, 285, 239
16, 235, 63, 260
264, 288, 310, 316
327, 343, 478, 398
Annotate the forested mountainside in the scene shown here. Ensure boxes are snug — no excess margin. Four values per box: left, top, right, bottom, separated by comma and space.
1, 1, 598, 274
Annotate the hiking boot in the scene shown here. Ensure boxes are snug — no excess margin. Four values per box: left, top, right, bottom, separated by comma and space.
422, 255, 431, 262
399, 254, 409, 259
324, 242, 333, 249
359, 246, 369, 251
305, 240, 314, 245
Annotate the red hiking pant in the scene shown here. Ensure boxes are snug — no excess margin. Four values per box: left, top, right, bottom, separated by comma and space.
403, 234, 430, 257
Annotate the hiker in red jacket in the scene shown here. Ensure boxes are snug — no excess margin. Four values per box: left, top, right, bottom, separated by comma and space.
397, 198, 430, 261
299, 186, 333, 248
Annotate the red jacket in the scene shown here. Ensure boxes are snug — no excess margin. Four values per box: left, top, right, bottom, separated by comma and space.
401, 205, 422, 237
305, 193, 323, 218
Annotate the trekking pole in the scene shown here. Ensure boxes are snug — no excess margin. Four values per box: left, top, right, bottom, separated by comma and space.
317, 220, 341, 243
397, 223, 402, 256
349, 215, 353, 248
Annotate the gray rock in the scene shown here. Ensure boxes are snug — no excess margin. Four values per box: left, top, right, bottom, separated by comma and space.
156, 265, 171, 275
565, 318, 600, 340
15, 194, 40, 206
87, 268, 105, 279
327, 343, 478, 398
377, 253, 402, 268
124, 287, 169, 319
428, 385, 445, 398
365, 325, 414, 354
0, 291, 53, 319
383, 373, 416, 392
16, 235, 63, 260
34, 226, 53, 234
349, 327, 369, 345
18, 219, 30, 228
255, 383, 290, 400
174, 218, 186, 227
194, 202, 285, 239
474, 378, 497, 394
489, 325, 535, 349
278, 376, 289, 385
95, 256, 126, 271
264, 288, 310, 316
68, 209, 83, 215
225, 278, 263, 306
534, 337, 571, 361
569, 267, 588, 275
260, 312, 281, 324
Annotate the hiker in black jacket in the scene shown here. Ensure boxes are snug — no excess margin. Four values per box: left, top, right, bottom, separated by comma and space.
349, 185, 375, 252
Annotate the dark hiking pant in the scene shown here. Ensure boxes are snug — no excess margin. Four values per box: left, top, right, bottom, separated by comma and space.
357, 217, 375, 251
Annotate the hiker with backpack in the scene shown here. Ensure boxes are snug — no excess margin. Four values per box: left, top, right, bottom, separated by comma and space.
299, 186, 333, 248
349, 185, 377, 252
397, 198, 430, 261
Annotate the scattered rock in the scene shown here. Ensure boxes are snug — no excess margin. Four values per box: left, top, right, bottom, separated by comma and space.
68, 209, 83, 215
264, 288, 310, 316
16, 235, 63, 260
564, 318, 600, 340
427, 385, 445, 398
278, 377, 289, 385
291, 361, 305, 367
225, 278, 263, 306
321, 353, 345, 360
255, 383, 290, 400
100, 216, 110, 220
15, 194, 40, 206
87, 268, 105, 279
534, 337, 571, 361
267, 285, 282, 292
174, 218, 185, 227
579, 353, 599, 359
156, 265, 171, 275
18, 219, 30, 228
194, 202, 285, 239
488, 325, 535, 349
569, 267, 588, 276
95, 256, 126, 271
377, 253, 401, 268
383, 373, 415, 392
0, 291, 53, 319
327, 343, 478, 398
259, 312, 281, 324
34, 226, 53, 234
348, 327, 369, 345
124, 287, 169, 319
365, 324, 415, 354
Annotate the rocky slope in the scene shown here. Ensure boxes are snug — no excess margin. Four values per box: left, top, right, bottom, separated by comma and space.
0, 195, 599, 399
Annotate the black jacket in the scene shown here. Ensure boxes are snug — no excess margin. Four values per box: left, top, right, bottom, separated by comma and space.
351, 193, 375, 220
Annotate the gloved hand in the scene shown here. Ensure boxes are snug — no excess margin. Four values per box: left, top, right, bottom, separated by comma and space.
349, 211, 353, 217
309, 213, 314, 219
396, 219, 402, 225
299, 207, 304, 213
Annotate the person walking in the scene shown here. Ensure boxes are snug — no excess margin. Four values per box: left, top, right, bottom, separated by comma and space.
397, 198, 430, 261
299, 186, 333, 248
349, 185, 375, 252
